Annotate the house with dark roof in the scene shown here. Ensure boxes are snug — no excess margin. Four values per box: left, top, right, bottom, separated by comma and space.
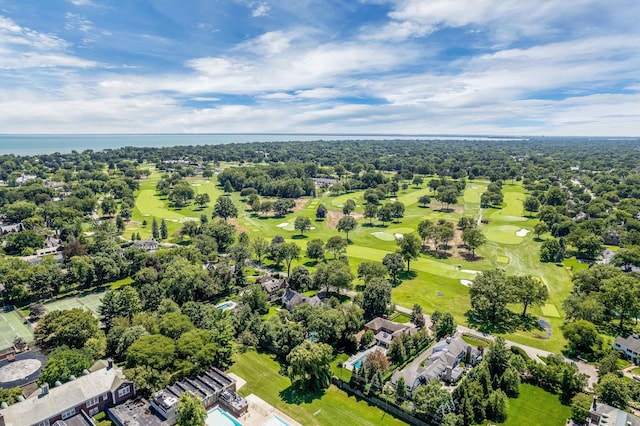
258, 276, 284, 298
614, 334, 640, 364
0, 224, 24, 235
363, 317, 417, 349
391, 333, 482, 394
0, 360, 134, 426
147, 368, 247, 424
281, 289, 324, 312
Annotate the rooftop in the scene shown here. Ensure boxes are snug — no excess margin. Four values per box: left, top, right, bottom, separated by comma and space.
107, 398, 167, 426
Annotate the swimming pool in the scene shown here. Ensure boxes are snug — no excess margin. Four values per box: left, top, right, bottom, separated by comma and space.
353, 354, 369, 369
216, 301, 237, 312
206, 407, 242, 426
263, 415, 291, 426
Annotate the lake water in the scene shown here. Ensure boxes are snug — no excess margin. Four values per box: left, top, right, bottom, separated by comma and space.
0, 134, 516, 156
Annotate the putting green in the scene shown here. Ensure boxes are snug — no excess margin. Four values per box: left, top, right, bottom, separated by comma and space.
541, 304, 561, 318
371, 232, 396, 241
484, 224, 524, 244
497, 255, 510, 264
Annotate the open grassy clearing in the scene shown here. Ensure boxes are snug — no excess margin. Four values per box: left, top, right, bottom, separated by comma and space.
491, 384, 571, 426
229, 350, 407, 426
130, 171, 573, 353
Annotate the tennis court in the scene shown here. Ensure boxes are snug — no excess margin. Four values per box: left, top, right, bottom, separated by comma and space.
0, 310, 34, 351
44, 292, 104, 318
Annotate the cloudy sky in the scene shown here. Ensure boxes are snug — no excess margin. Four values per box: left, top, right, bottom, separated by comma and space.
0, 0, 638, 135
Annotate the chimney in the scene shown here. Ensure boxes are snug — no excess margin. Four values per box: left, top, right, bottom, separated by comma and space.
40, 384, 49, 397
592, 395, 598, 412
107, 359, 114, 370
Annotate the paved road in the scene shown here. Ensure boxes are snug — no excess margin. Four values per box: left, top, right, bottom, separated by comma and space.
395, 305, 598, 390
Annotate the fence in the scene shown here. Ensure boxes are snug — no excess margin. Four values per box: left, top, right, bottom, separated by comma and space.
333, 378, 430, 426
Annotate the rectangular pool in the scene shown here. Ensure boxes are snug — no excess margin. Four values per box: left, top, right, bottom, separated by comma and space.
353, 354, 368, 369
206, 407, 242, 426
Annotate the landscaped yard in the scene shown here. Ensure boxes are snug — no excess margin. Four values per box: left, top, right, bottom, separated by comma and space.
494, 384, 571, 426
229, 350, 407, 426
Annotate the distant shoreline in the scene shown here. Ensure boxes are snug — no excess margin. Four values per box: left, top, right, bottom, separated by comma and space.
0, 133, 528, 156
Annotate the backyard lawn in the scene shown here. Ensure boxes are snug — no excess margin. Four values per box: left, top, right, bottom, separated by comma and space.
229, 350, 407, 426
496, 384, 571, 426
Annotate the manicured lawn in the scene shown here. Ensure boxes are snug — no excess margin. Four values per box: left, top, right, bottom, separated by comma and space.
496, 384, 570, 426
229, 350, 407, 426
130, 168, 574, 353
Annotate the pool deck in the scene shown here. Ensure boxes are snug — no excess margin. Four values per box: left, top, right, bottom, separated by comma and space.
344, 345, 387, 371
238, 394, 301, 426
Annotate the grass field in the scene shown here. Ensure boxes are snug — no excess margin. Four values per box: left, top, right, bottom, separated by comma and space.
229, 350, 407, 426
0, 310, 33, 350
495, 384, 571, 426
128, 171, 574, 353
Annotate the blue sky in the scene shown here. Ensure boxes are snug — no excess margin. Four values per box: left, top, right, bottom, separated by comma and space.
0, 0, 638, 135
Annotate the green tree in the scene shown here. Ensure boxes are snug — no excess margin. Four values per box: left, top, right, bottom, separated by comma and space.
315, 204, 327, 219
382, 252, 404, 283
461, 228, 487, 257
160, 218, 168, 239
194, 193, 211, 208
325, 236, 347, 259
413, 381, 455, 424
152, 217, 159, 239
101, 197, 117, 217
39, 346, 92, 386
289, 266, 312, 291
294, 215, 311, 235
357, 261, 387, 282
562, 320, 601, 356
212, 195, 238, 220
287, 341, 333, 391
361, 277, 392, 320
281, 242, 301, 276
596, 373, 629, 410
523, 196, 540, 216
312, 260, 354, 293
250, 236, 269, 264
377, 205, 392, 224
418, 195, 431, 207
35, 308, 100, 349
612, 246, 640, 271
433, 311, 456, 339
534, 221, 549, 238
337, 215, 358, 241
487, 390, 508, 422
126, 334, 176, 370
571, 393, 593, 423
305, 239, 325, 261
397, 233, 421, 271
510, 275, 548, 316
176, 392, 207, 426
343, 199, 356, 216
600, 275, 640, 330
470, 270, 516, 324
364, 203, 378, 225
540, 238, 565, 262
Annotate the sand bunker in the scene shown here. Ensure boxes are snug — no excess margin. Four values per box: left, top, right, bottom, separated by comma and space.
395, 233, 404, 239
276, 222, 289, 228
191, 183, 201, 186
142, 213, 151, 216
461, 269, 480, 274
460, 279, 473, 287
516, 229, 530, 237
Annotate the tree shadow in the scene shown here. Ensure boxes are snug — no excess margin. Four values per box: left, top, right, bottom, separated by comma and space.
304, 261, 318, 267
460, 252, 482, 262
292, 235, 308, 240
398, 270, 417, 280
315, 218, 325, 222
465, 310, 545, 335
362, 223, 375, 228
279, 385, 326, 405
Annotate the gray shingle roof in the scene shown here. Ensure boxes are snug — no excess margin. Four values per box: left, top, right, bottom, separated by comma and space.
0, 364, 129, 426
615, 335, 640, 353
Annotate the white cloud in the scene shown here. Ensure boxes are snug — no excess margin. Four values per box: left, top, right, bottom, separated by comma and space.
65, 13, 93, 33
0, 15, 97, 68
252, 2, 270, 17
67, 0, 95, 6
